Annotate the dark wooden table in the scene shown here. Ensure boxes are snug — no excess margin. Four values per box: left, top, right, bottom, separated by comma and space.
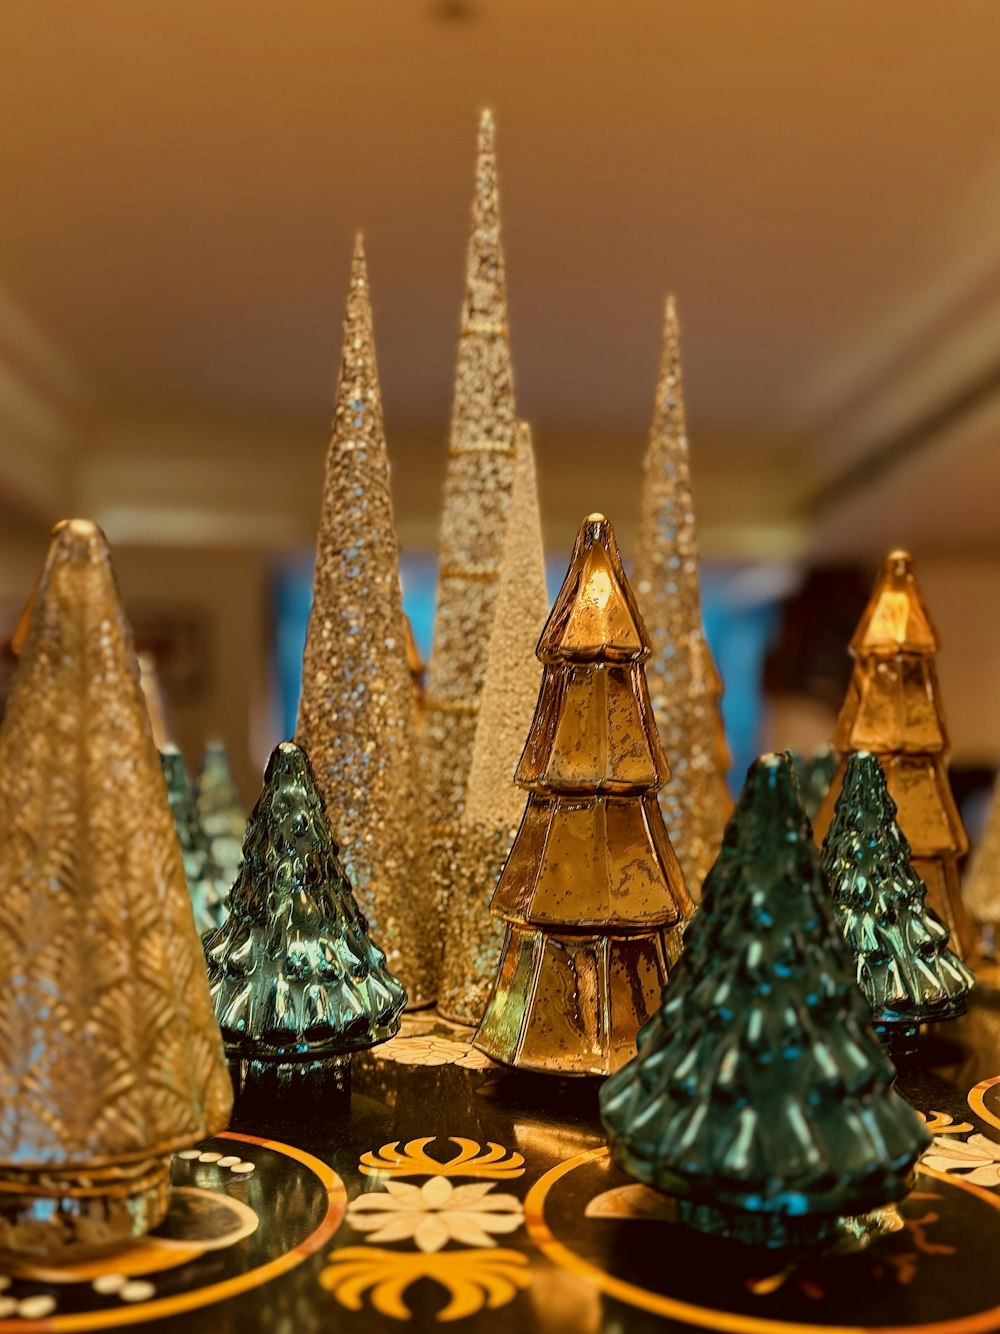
5, 993, 1000, 1333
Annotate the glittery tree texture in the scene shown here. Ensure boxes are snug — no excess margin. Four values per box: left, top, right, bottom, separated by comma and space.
964, 773, 1000, 942
474, 514, 693, 1075
438, 422, 549, 1024
204, 743, 405, 1068
0, 520, 232, 1257
600, 753, 929, 1249
161, 744, 227, 936
295, 236, 433, 1006
813, 551, 972, 959
821, 751, 973, 1056
404, 614, 426, 730
632, 296, 731, 899
423, 109, 519, 858
196, 739, 246, 895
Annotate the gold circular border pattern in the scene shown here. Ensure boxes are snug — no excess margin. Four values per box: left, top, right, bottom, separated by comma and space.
968, 1077, 1000, 1133
523, 1146, 1000, 1334
0, 1132, 347, 1333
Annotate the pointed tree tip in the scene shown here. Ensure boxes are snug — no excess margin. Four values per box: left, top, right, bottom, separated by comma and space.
50, 517, 109, 562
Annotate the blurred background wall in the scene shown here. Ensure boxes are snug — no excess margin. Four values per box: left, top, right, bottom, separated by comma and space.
2, 1, 1000, 831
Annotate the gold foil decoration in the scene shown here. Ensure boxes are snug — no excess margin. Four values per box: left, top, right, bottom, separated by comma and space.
423, 109, 519, 872
0, 519, 232, 1258
438, 423, 549, 1025
632, 296, 731, 899
296, 236, 434, 1006
474, 514, 693, 1075
813, 550, 971, 959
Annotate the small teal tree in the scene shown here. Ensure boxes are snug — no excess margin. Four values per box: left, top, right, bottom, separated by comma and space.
600, 752, 930, 1248
161, 745, 227, 934
204, 742, 406, 1071
821, 750, 973, 1056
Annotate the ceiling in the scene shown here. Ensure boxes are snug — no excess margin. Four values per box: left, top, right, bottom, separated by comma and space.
2, 0, 1000, 558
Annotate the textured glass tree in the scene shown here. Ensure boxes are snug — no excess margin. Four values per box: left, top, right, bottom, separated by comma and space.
601, 752, 930, 1248
633, 296, 731, 898
790, 744, 837, 821
822, 751, 973, 1055
423, 110, 520, 911
0, 520, 232, 1257
161, 744, 227, 935
473, 513, 692, 1075
437, 422, 549, 1024
813, 551, 971, 958
196, 739, 246, 894
296, 235, 432, 1005
204, 742, 406, 1072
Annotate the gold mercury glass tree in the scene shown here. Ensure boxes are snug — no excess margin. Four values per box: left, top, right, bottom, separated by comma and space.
296, 236, 434, 1006
813, 550, 971, 960
0, 520, 232, 1258
632, 296, 731, 898
437, 422, 550, 1024
474, 513, 693, 1075
423, 109, 520, 924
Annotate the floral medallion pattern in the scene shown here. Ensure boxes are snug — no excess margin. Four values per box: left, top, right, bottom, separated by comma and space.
321, 1137, 529, 1322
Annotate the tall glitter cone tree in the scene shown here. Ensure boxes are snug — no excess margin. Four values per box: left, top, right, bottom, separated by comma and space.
0, 520, 232, 1257
633, 295, 731, 899
813, 551, 972, 959
438, 422, 549, 1024
196, 740, 247, 896
295, 236, 433, 1006
474, 514, 693, 1075
964, 773, 1000, 954
821, 751, 973, 1057
423, 110, 519, 897
601, 753, 930, 1249
204, 743, 406, 1072
161, 745, 228, 935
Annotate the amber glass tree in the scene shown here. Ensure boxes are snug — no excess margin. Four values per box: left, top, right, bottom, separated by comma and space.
813, 550, 971, 958
474, 513, 692, 1076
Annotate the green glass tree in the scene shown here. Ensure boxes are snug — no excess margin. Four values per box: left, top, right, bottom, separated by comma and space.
203, 742, 406, 1071
821, 750, 974, 1056
196, 739, 246, 893
161, 744, 227, 934
790, 744, 837, 822
600, 752, 930, 1249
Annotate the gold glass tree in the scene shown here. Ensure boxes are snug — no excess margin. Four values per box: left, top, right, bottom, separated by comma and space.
962, 774, 1000, 956
437, 422, 549, 1024
474, 513, 693, 1075
423, 109, 519, 874
813, 550, 971, 959
296, 236, 433, 1006
0, 520, 232, 1257
633, 296, 731, 898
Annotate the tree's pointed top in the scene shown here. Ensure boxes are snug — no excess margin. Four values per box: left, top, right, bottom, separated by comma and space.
459, 106, 508, 340
538, 513, 649, 664
851, 549, 939, 657
723, 751, 813, 854
264, 739, 315, 789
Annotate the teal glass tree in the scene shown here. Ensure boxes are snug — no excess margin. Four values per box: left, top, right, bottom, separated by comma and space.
203, 742, 406, 1074
196, 739, 246, 893
600, 752, 930, 1249
821, 750, 974, 1056
161, 744, 227, 934
790, 744, 837, 821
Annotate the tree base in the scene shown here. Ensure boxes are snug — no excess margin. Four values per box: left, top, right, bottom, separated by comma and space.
676, 1197, 842, 1249
474, 923, 677, 1076
234, 1054, 352, 1109
875, 1020, 921, 1059
0, 1155, 171, 1260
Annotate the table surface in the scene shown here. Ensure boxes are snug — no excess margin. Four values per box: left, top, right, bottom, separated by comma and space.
4, 993, 1000, 1334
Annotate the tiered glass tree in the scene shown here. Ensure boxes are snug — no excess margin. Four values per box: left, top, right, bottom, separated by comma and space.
473, 513, 692, 1076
